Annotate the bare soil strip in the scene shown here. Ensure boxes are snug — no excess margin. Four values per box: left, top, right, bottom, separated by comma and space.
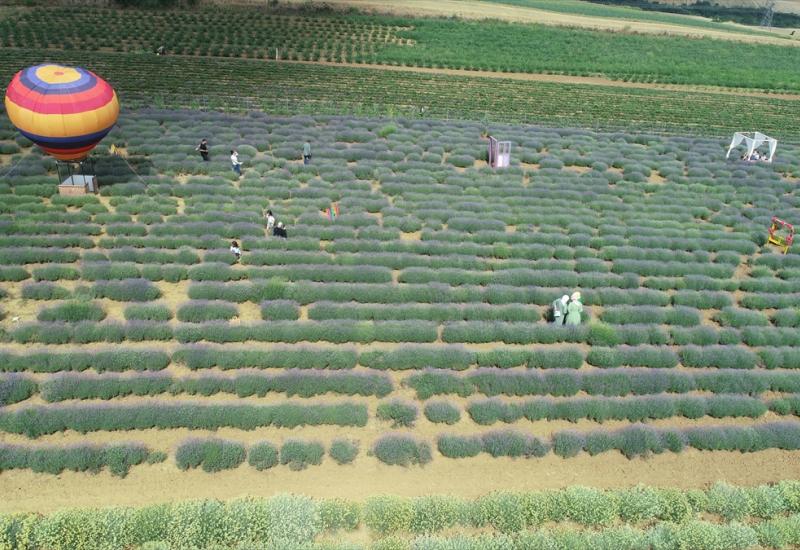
1, 449, 798, 513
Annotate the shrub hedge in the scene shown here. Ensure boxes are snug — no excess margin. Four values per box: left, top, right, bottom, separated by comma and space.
0, 402, 369, 437
1, 482, 799, 547
0, 349, 170, 373
0, 442, 152, 477
175, 438, 246, 472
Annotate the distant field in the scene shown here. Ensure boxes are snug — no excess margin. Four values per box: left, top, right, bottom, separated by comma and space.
480, 0, 783, 32
1, 49, 798, 138
2, 6, 800, 92
277, 0, 799, 44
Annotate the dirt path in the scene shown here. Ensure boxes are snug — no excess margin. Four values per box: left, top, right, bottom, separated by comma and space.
1, 448, 798, 513
276, 0, 800, 46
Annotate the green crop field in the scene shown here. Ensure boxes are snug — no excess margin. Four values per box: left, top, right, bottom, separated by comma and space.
1, 6, 800, 90
1, 2, 799, 549
1, 49, 799, 140
482, 0, 790, 33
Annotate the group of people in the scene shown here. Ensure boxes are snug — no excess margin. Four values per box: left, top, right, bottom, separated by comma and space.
740, 151, 768, 162
265, 210, 288, 238
194, 139, 313, 176
229, 209, 288, 262
551, 292, 584, 326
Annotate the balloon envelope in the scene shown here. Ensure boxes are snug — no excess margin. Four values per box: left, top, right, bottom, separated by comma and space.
4, 64, 119, 161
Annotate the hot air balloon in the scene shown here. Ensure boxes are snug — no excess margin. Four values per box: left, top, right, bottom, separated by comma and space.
4, 63, 119, 162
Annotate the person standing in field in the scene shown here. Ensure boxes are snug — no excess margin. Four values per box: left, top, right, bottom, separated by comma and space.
196, 139, 209, 161
551, 294, 569, 325
303, 141, 312, 165
265, 209, 275, 234
231, 150, 242, 177
565, 291, 583, 326
230, 240, 242, 262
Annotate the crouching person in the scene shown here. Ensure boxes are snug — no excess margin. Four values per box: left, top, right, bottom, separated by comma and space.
551, 294, 568, 325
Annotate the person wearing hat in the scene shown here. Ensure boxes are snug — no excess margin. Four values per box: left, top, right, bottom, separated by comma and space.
565, 291, 583, 326
551, 294, 569, 324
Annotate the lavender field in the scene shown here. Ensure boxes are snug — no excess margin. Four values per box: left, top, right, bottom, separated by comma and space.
2, 109, 800, 547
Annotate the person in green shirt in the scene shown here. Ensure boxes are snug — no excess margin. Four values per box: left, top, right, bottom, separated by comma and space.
551, 294, 568, 324
303, 141, 312, 165
565, 291, 583, 326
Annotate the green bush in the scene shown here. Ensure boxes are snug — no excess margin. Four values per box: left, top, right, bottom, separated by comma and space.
377, 399, 418, 427
437, 434, 482, 458
31, 265, 80, 281
173, 346, 357, 370
248, 441, 279, 471
175, 438, 246, 472
261, 300, 300, 320
0, 375, 37, 406
364, 495, 413, 535
372, 434, 432, 466
90, 279, 161, 301
280, 439, 324, 470
329, 438, 359, 465
124, 303, 173, 321
360, 346, 474, 371
0, 442, 150, 478
37, 301, 106, 323
176, 301, 238, 322
318, 497, 360, 532
563, 486, 618, 526
424, 401, 461, 424
714, 307, 770, 328
680, 345, 758, 369
410, 495, 462, 535
476, 492, 526, 534
21, 282, 70, 300
1, 402, 368, 437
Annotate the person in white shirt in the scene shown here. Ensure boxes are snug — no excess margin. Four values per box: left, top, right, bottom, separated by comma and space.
265, 209, 275, 233
230, 240, 241, 262
230, 150, 242, 177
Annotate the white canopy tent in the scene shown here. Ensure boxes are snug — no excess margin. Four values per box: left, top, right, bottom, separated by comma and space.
726, 132, 777, 162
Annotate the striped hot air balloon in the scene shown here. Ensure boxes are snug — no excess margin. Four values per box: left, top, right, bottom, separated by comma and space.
4, 64, 119, 161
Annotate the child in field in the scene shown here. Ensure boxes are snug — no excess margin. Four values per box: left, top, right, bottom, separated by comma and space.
230, 240, 241, 262
231, 150, 242, 176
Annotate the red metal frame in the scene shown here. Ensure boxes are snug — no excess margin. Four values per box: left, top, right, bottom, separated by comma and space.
768, 216, 794, 254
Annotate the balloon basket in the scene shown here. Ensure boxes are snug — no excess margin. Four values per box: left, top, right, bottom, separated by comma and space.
56, 159, 98, 196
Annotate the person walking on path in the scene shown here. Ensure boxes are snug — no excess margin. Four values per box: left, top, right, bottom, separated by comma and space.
196, 139, 209, 161
231, 150, 242, 177
303, 141, 312, 165
551, 294, 569, 324
565, 291, 583, 326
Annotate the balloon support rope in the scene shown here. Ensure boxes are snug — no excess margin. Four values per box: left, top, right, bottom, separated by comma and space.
113, 124, 149, 189
0, 155, 30, 181
118, 154, 150, 189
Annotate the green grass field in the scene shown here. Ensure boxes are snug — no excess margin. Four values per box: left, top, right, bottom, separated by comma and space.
0, 49, 798, 139
1, 6, 799, 91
